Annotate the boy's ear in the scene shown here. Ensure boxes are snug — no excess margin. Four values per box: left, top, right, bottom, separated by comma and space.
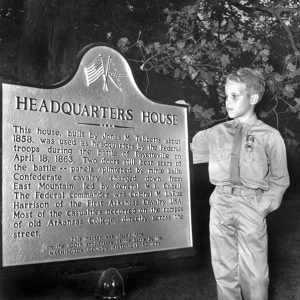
250, 94, 259, 105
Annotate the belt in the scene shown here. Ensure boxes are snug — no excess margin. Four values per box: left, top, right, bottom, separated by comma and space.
217, 185, 261, 196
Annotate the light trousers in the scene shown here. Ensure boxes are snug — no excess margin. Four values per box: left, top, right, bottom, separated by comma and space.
209, 187, 269, 300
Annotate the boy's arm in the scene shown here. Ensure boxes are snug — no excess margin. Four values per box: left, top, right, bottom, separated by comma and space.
261, 132, 290, 215
190, 130, 210, 164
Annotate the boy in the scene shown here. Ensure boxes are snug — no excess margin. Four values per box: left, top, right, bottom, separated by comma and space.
190, 68, 289, 300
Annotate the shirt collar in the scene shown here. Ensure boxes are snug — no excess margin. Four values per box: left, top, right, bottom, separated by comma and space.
233, 114, 258, 129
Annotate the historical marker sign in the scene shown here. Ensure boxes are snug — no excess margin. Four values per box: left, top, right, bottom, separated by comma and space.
2, 45, 192, 266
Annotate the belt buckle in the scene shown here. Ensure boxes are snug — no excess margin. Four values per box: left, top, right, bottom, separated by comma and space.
222, 186, 235, 194
229, 186, 235, 194
230, 186, 242, 195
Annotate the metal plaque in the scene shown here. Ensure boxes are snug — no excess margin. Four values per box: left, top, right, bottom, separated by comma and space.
2, 45, 192, 266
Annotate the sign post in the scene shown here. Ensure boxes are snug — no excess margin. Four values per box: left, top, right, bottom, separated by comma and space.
2, 45, 193, 267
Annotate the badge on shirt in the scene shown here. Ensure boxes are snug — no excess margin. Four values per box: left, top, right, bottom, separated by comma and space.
245, 134, 255, 152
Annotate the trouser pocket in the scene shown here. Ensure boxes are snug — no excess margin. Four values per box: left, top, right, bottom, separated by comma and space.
252, 192, 268, 217
209, 188, 218, 206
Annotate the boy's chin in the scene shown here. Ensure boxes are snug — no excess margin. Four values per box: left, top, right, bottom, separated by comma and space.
227, 111, 236, 119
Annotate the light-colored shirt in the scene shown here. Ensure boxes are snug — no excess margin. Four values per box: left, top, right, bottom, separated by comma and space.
190, 116, 290, 213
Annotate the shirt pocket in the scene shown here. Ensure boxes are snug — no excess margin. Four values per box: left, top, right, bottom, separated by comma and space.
209, 150, 231, 182
240, 140, 267, 164
211, 144, 231, 161
214, 151, 231, 161
240, 141, 268, 181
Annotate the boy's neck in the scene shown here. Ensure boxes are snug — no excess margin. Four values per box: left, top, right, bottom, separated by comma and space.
235, 111, 257, 125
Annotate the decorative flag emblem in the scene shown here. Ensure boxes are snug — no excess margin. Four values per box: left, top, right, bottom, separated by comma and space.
84, 53, 124, 92
84, 54, 105, 87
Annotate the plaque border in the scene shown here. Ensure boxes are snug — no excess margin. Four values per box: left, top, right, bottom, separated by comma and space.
1, 43, 196, 270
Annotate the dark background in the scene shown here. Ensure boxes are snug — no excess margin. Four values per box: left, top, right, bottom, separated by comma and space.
0, 1, 300, 299
1, 0, 299, 190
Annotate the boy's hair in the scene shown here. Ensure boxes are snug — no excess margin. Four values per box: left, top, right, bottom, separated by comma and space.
226, 68, 265, 102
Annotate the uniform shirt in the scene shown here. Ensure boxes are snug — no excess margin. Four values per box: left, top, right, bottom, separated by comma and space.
190, 115, 290, 214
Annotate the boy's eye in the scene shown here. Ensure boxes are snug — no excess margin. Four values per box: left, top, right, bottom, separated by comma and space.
226, 94, 240, 102
231, 94, 240, 100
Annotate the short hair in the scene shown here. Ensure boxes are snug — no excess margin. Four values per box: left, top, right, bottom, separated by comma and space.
226, 68, 265, 102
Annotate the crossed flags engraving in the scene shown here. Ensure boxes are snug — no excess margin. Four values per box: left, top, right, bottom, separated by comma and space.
84, 53, 124, 92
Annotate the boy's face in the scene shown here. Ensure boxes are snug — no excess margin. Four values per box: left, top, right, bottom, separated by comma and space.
225, 79, 256, 121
